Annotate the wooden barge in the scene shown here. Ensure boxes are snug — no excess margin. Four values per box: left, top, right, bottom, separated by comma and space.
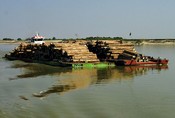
5, 39, 136, 68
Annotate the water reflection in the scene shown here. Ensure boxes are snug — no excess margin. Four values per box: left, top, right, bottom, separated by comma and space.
9, 62, 168, 98
9, 61, 72, 80
119, 65, 168, 76
10, 61, 168, 79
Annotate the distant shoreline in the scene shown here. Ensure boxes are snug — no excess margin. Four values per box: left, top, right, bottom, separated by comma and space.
140, 41, 175, 45
121, 39, 175, 45
0, 40, 21, 44
1, 39, 175, 45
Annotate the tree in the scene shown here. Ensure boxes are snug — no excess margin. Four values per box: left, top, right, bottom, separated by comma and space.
3, 38, 14, 40
52, 37, 56, 40
17, 38, 22, 41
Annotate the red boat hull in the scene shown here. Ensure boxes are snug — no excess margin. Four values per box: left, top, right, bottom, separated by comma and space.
115, 59, 169, 66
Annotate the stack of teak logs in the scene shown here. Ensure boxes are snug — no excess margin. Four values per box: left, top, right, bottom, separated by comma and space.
9, 41, 99, 63
7, 40, 137, 63
87, 40, 137, 61
52, 41, 99, 62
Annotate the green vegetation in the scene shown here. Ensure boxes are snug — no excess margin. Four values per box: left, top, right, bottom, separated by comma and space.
17, 38, 22, 41
44, 36, 123, 41
85, 36, 123, 40
2, 38, 14, 41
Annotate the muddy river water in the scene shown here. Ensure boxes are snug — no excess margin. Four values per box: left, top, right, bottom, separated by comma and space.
0, 44, 175, 118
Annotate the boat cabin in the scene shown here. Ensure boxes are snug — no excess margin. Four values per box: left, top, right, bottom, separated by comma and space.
30, 33, 45, 44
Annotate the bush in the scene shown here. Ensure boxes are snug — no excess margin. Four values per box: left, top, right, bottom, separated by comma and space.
17, 38, 22, 41
3, 38, 14, 41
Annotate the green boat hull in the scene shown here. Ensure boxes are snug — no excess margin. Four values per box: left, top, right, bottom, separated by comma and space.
43, 61, 115, 68
72, 62, 115, 68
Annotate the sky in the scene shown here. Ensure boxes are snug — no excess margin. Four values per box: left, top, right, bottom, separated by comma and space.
0, 0, 175, 39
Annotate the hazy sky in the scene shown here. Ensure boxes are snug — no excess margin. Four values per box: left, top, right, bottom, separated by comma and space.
0, 0, 175, 39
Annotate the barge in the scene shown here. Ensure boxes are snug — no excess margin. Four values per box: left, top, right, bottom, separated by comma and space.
5, 39, 131, 68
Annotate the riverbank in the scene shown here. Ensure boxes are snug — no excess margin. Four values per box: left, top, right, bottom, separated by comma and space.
123, 39, 175, 45
1, 39, 175, 45
0, 40, 22, 44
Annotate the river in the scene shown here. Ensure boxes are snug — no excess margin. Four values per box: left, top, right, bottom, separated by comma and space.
0, 44, 175, 118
